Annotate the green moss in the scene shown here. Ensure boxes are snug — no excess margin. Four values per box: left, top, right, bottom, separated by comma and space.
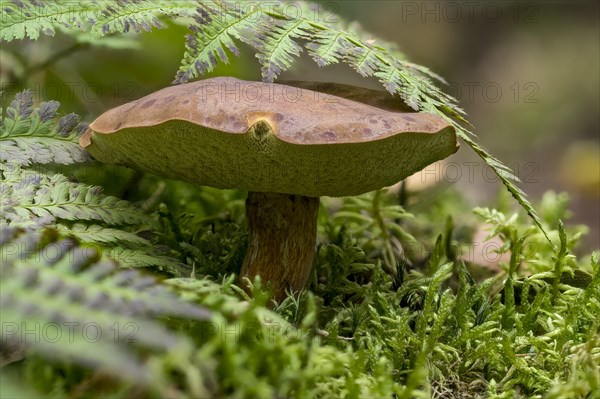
4, 183, 598, 399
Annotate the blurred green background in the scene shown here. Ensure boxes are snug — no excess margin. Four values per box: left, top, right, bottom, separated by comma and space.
1, 1, 598, 250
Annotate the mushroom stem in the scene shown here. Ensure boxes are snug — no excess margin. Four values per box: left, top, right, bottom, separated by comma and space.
240, 191, 319, 302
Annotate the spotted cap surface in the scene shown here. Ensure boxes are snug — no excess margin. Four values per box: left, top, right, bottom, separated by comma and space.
80, 77, 458, 197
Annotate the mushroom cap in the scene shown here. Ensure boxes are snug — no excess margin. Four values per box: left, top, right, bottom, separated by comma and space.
80, 77, 458, 197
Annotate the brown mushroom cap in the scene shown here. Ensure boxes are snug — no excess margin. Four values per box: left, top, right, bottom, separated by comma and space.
80, 77, 458, 197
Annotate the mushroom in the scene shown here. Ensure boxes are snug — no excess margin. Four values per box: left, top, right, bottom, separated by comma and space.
80, 77, 458, 301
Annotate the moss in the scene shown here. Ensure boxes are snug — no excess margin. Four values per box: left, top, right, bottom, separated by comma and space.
4, 185, 598, 399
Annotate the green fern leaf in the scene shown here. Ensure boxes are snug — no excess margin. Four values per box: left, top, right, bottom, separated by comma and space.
1, 164, 149, 227
0, 1, 92, 41
0, 0, 196, 42
174, 3, 252, 84
345, 41, 381, 78
54, 225, 186, 273
305, 29, 350, 67
255, 16, 316, 82
1, 90, 90, 166
56, 223, 150, 248
88, 0, 196, 38
106, 246, 186, 274
0, 227, 209, 380
0, 90, 188, 273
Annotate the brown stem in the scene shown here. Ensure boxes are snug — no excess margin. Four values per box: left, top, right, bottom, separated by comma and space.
240, 191, 319, 302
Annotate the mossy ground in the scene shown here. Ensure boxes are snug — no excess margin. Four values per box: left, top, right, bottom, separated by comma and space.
2, 174, 598, 399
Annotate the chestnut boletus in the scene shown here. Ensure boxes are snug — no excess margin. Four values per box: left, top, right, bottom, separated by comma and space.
80, 77, 458, 302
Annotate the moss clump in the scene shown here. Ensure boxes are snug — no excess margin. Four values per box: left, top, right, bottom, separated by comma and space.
3, 185, 598, 399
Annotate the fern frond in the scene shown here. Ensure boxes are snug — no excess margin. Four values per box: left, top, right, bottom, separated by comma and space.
1, 164, 149, 227
53, 225, 185, 273
174, 3, 253, 84
2, 228, 208, 320
106, 246, 186, 274
0, 227, 209, 381
56, 223, 150, 248
0, 0, 196, 42
306, 29, 350, 67
0, 90, 189, 274
88, 0, 196, 38
0, 1, 90, 41
0, 90, 90, 166
345, 41, 381, 78
255, 16, 316, 82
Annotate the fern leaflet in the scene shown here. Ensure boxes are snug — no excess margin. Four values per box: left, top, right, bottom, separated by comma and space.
174, 2, 253, 84
0, 90, 90, 166
89, 0, 196, 38
255, 15, 316, 82
0, 90, 190, 272
0, 0, 196, 41
0, 227, 209, 382
56, 223, 151, 248
1, 164, 149, 227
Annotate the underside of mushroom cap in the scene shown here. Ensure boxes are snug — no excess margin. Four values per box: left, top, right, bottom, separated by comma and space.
80, 77, 458, 197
